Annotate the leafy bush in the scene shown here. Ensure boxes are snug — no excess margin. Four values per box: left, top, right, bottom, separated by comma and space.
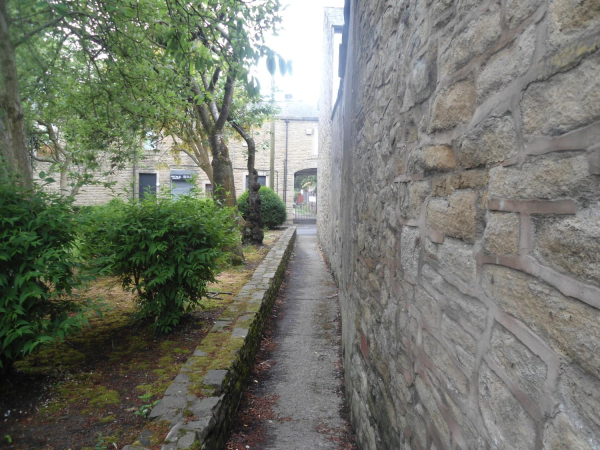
77, 198, 126, 261
238, 186, 286, 229
101, 193, 237, 332
0, 177, 92, 371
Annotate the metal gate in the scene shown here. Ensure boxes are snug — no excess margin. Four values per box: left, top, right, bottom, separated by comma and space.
293, 169, 317, 223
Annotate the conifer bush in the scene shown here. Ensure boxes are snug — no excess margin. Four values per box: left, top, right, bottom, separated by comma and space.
238, 186, 286, 229
0, 177, 92, 371
99, 193, 237, 332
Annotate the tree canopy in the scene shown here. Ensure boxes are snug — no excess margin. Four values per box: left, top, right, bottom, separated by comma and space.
0, 0, 285, 202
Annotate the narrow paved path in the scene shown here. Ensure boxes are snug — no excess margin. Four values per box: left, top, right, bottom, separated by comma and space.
259, 224, 354, 449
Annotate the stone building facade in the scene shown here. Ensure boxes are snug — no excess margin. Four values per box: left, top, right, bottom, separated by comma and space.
37, 102, 318, 222
318, 1, 600, 449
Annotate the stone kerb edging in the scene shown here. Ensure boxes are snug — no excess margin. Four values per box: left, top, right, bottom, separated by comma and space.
123, 227, 297, 450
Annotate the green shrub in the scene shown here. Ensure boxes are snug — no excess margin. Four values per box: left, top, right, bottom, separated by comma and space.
238, 186, 286, 229
101, 193, 237, 332
0, 177, 92, 371
77, 198, 126, 261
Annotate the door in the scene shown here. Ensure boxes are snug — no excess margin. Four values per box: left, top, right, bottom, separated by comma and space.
139, 173, 157, 200
293, 168, 317, 223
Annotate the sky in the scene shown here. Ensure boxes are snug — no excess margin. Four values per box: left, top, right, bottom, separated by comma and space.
253, 0, 344, 106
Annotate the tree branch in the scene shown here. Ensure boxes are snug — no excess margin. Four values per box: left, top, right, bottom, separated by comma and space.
14, 16, 64, 48
214, 73, 236, 132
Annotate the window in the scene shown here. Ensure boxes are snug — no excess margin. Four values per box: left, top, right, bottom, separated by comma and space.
204, 183, 213, 197
245, 175, 267, 189
170, 171, 193, 198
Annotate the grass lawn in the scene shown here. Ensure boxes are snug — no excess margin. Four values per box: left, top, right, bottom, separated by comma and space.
0, 230, 284, 450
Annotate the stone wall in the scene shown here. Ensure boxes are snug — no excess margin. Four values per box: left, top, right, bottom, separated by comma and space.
319, 1, 600, 449
318, 7, 343, 255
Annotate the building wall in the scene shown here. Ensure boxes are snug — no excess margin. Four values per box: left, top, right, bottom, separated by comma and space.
318, 9, 339, 256
320, 1, 600, 449
37, 117, 318, 221
231, 118, 318, 221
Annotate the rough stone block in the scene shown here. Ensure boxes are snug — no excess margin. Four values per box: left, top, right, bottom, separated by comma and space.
427, 191, 480, 243
203, 370, 228, 393
414, 286, 439, 327
176, 431, 197, 449
543, 412, 595, 450
506, 0, 543, 29
189, 396, 220, 418
478, 25, 536, 101
489, 154, 596, 201
590, 148, 600, 175
423, 331, 469, 398
521, 52, 600, 136
149, 396, 187, 419
482, 265, 600, 376
534, 210, 600, 286
414, 376, 452, 449
483, 212, 520, 255
437, 238, 476, 285
441, 314, 476, 372
423, 264, 488, 332
210, 320, 231, 333
559, 365, 600, 440
489, 323, 547, 400
408, 145, 457, 174
548, 0, 600, 50
174, 373, 190, 383
456, 114, 518, 169
431, 170, 489, 197
401, 226, 421, 278
429, 78, 477, 132
409, 44, 438, 104
440, 4, 502, 74
164, 383, 188, 397
399, 180, 430, 219
412, 412, 427, 449
436, 384, 487, 449
231, 328, 248, 339
478, 363, 536, 450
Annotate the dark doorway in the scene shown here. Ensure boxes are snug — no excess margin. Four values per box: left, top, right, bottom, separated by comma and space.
139, 173, 157, 200
293, 168, 317, 223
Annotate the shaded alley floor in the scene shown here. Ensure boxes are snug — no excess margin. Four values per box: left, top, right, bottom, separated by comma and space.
227, 225, 356, 450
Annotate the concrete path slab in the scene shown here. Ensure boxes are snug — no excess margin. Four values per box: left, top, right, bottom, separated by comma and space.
256, 224, 355, 449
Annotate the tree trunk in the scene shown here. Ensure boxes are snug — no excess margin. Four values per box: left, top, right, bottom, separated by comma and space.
210, 133, 237, 207
244, 156, 264, 245
230, 120, 263, 245
59, 157, 70, 194
0, 0, 32, 187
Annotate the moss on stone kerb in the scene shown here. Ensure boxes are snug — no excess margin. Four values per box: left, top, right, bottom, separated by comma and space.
123, 227, 297, 450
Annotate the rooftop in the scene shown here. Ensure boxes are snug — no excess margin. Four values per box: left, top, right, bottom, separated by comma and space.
275, 100, 319, 120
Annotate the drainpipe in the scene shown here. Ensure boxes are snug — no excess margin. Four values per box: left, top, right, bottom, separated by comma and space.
269, 75, 275, 190
132, 148, 137, 201
283, 120, 289, 204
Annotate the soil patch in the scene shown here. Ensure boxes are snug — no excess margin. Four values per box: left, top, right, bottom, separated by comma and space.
0, 231, 283, 450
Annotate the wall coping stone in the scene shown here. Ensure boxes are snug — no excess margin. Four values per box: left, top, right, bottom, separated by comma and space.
124, 227, 297, 450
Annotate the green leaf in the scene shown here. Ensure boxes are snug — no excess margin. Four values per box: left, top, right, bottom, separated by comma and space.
278, 55, 287, 76
266, 53, 276, 75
